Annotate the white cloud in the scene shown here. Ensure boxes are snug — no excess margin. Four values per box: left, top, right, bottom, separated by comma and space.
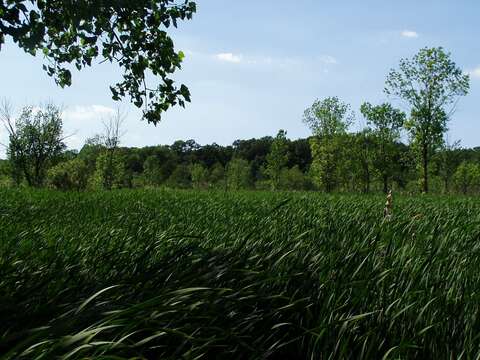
62, 105, 115, 122
318, 55, 337, 65
468, 66, 480, 79
215, 53, 243, 63
401, 30, 419, 38
61, 105, 117, 150
213, 52, 337, 70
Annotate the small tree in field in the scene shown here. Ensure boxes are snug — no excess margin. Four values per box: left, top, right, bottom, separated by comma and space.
303, 97, 353, 192
385, 47, 469, 193
1, 100, 66, 187
265, 129, 289, 190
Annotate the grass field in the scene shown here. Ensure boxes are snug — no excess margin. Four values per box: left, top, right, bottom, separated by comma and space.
1, 189, 480, 359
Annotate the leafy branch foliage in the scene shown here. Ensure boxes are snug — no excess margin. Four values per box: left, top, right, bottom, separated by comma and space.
0, 0, 196, 123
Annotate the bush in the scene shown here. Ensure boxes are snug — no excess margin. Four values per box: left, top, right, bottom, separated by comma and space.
47, 158, 89, 191
279, 166, 312, 191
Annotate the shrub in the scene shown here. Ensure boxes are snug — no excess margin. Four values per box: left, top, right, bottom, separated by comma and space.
47, 158, 89, 191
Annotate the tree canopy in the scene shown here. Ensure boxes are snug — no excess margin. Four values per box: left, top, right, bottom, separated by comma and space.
385, 47, 470, 192
2, 103, 66, 187
0, 0, 196, 123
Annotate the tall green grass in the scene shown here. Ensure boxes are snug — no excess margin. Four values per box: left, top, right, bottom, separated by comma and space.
1, 189, 480, 359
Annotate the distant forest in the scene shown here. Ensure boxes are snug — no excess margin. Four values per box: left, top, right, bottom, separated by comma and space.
1, 132, 480, 194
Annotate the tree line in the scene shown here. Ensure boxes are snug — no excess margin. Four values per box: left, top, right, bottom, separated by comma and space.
1, 46, 477, 194
0, 103, 479, 194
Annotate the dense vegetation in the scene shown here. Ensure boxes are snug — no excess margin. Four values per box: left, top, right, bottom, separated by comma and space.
1, 189, 480, 358
1, 123, 480, 194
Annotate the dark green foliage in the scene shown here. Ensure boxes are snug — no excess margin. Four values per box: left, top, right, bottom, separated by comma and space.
208, 162, 226, 189
167, 163, 191, 188
0, 0, 196, 123
1, 190, 480, 358
142, 154, 164, 186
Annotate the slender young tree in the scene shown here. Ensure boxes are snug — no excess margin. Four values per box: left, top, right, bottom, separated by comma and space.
385, 47, 469, 193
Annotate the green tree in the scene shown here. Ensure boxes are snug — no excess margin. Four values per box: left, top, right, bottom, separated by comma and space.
453, 162, 480, 195
208, 162, 226, 189
385, 47, 470, 193
90, 151, 128, 189
349, 130, 375, 193
47, 158, 89, 191
279, 166, 310, 191
143, 155, 163, 186
1, 102, 66, 187
0, 1, 196, 123
78, 135, 105, 173
437, 140, 461, 194
95, 109, 126, 190
190, 163, 208, 189
360, 102, 405, 193
265, 129, 289, 190
303, 97, 353, 192
226, 158, 251, 190
0, 159, 11, 186
167, 164, 191, 189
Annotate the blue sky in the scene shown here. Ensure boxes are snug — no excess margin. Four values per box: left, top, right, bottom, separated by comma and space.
1, 0, 479, 157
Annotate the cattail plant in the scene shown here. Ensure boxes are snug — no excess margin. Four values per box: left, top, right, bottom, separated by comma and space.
383, 189, 393, 219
